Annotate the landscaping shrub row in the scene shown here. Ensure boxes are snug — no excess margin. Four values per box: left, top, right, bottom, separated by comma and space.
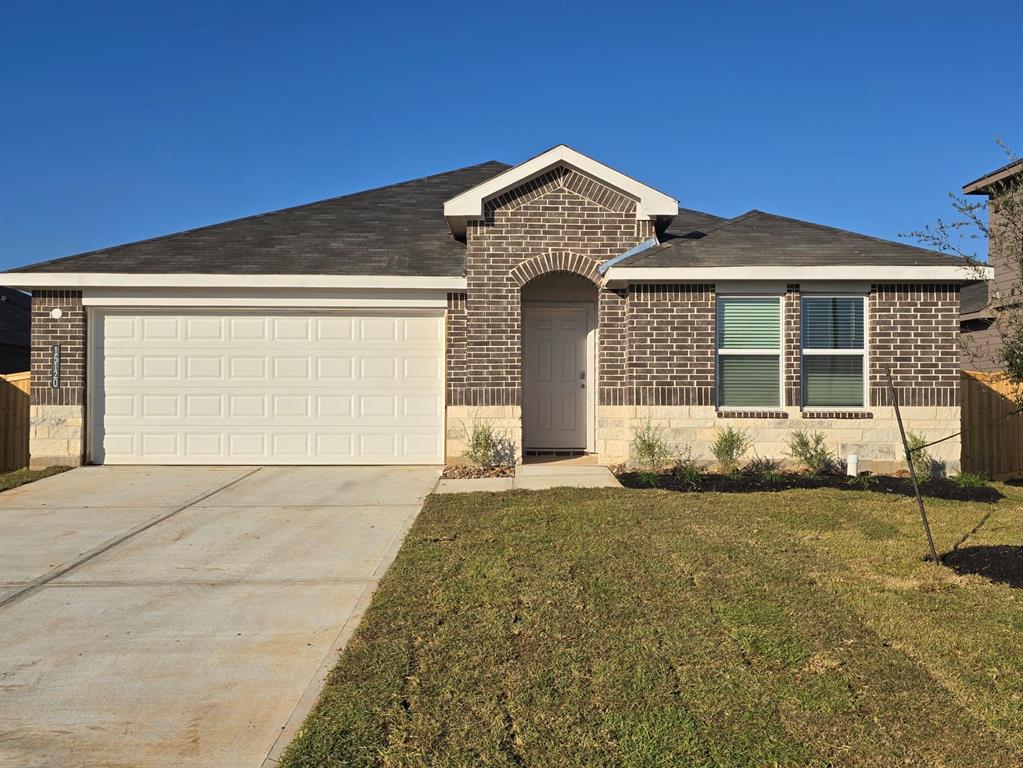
622, 423, 1000, 502
613, 465, 1002, 502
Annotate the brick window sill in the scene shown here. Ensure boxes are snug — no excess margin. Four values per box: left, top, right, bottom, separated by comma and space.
801, 410, 874, 420
716, 410, 789, 419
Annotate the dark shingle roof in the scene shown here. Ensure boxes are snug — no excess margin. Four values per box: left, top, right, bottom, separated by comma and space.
14, 161, 511, 276
661, 208, 727, 240
0, 287, 30, 347
621, 210, 969, 269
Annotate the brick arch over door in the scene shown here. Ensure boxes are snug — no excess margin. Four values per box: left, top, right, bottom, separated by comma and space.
454, 165, 652, 409
509, 251, 602, 289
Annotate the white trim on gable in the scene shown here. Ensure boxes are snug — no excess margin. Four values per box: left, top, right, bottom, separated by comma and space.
443, 145, 679, 237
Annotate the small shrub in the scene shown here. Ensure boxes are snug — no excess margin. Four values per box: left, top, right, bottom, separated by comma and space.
712, 426, 751, 474
952, 472, 987, 489
847, 473, 875, 491
744, 456, 785, 489
631, 419, 675, 474
461, 421, 505, 469
906, 432, 934, 481
744, 455, 781, 476
635, 471, 661, 488
670, 452, 703, 491
786, 430, 839, 475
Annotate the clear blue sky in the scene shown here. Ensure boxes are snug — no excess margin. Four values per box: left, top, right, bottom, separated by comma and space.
2, 0, 1021, 271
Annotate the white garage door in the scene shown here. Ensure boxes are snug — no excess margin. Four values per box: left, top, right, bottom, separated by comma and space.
92, 311, 445, 465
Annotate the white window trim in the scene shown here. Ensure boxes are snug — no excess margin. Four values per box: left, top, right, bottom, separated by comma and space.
715, 294, 785, 411
800, 294, 869, 410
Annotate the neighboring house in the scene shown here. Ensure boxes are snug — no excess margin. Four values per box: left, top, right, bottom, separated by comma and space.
960, 158, 1023, 372
2, 146, 983, 472
0, 287, 30, 374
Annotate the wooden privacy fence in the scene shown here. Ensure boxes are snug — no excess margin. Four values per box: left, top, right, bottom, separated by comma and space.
0, 371, 30, 472
961, 371, 1023, 480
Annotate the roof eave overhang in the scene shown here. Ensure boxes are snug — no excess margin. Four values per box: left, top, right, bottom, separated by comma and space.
963, 161, 1023, 195
0, 273, 468, 291
443, 145, 678, 237
603, 265, 991, 284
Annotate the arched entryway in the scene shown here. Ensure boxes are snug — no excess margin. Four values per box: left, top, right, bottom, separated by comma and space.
520, 271, 599, 454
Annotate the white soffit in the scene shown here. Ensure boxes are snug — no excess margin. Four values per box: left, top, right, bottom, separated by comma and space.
604, 265, 991, 284
0, 273, 468, 291
443, 145, 678, 236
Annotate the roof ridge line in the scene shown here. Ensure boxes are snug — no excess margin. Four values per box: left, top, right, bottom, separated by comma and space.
8, 160, 511, 272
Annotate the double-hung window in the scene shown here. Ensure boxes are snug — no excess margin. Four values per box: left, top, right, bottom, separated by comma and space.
801, 296, 867, 408
716, 296, 782, 408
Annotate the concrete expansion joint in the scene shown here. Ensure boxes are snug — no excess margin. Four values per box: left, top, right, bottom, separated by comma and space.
0, 467, 263, 610
36, 576, 381, 588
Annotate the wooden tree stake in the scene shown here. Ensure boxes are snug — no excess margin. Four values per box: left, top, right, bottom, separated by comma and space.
886, 367, 939, 563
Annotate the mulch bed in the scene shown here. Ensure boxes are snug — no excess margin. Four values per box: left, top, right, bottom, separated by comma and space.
612, 467, 1003, 503
442, 465, 515, 479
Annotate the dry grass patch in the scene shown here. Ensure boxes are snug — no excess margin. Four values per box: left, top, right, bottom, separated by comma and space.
282, 483, 1023, 767
0, 465, 70, 492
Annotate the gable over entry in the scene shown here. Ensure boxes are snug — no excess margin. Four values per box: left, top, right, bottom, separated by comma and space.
443, 145, 679, 238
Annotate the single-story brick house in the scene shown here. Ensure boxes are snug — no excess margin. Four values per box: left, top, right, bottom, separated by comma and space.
3, 146, 986, 471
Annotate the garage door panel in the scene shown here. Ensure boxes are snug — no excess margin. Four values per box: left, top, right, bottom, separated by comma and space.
93, 311, 444, 464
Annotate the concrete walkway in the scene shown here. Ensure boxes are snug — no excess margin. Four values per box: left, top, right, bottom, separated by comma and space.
435, 462, 620, 493
0, 465, 439, 768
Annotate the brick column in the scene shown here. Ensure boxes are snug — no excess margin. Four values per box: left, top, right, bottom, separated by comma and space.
30, 290, 86, 468
598, 286, 627, 405
445, 293, 467, 405
784, 284, 801, 406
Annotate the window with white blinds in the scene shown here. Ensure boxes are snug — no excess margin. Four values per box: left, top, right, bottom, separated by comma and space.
801, 296, 867, 408
716, 297, 782, 408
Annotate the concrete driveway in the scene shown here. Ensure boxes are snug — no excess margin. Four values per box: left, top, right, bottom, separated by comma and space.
0, 465, 440, 768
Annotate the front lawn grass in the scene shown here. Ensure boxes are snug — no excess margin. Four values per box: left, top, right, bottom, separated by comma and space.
0, 465, 70, 492
282, 484, 1023, 767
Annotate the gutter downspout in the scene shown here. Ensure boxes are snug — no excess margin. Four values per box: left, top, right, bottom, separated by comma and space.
597, 237, 658, 275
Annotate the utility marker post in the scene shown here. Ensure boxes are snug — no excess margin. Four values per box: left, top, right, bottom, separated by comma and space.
885, 366, 939, 564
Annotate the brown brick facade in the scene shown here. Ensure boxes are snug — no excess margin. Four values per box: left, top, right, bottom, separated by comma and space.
445, 292, 467, 405
869, 284, 960, 406
456, 165, 651, 406
31, 290, 86, 406
784, 284, 801, 406
597, 287, 628, 405
627, 284, 715, 405
446, 167, 962, 419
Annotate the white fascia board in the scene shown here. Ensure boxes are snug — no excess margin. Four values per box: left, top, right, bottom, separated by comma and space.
0, 273, 468, 291
604, 265, 992, 284
81, 287, 451, 308
444, 145, 678, 221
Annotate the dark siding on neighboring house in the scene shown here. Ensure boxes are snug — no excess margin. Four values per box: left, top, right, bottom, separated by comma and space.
0, 287, 30, 374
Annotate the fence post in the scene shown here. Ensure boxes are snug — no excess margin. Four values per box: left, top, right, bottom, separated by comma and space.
885, 366, 939, 564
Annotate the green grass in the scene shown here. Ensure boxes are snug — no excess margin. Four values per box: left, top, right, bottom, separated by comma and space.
0, 465, 70, 492
282, 484, 1023, 767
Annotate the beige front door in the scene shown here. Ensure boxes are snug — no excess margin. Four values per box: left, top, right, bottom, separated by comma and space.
522, 307, 588, 450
